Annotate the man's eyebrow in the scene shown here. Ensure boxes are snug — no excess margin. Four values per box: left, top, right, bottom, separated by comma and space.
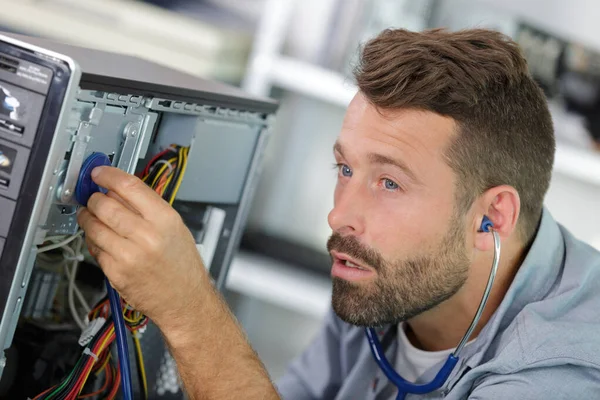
334, 141, 419, 183
367, 152, 419, 183
333, 141, 344, 156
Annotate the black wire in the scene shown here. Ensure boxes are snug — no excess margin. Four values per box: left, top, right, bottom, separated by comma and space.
38, 317, 115, 400
145, 148, 179, 188
163, 147, 184, 200
54, 354, 86, 400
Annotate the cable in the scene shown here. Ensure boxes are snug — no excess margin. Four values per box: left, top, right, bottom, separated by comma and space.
142, 146, 176, 177
32, 288, 150, 400
150, 156, 177, 188
106, 278, 134, 400
133, 333, 148, 399
169, 146, 188, 205
62, 237, 91, 330
78, 362, 111, 398
37, 231, 83, 253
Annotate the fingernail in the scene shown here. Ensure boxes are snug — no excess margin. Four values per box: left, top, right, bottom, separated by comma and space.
91, 166, 102, 179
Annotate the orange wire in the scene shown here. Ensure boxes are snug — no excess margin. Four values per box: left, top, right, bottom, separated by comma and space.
107, 364, 121, 400
32, 386, 54, 400
154, 172, 169, 194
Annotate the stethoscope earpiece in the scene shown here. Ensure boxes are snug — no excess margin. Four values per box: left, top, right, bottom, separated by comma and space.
480, 215, 493, 232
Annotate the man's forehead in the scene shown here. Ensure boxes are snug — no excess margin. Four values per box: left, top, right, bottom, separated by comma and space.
341, 93, 370, 130
340, 94, 457, 157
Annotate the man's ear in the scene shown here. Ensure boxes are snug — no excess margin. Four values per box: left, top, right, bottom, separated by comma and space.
474, 185, 520, 252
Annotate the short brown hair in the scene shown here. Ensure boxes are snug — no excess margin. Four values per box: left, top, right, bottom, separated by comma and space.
354, 28, 555, 242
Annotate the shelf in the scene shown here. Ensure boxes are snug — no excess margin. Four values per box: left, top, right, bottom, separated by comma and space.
267, 57, 600, 186
0, 0, 250, 82
226, 251, 331, 319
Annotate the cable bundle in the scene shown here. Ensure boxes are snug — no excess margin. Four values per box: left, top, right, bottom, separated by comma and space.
31, 145, 189, 399
32, 296, 149, 400
141, 144, 189, 205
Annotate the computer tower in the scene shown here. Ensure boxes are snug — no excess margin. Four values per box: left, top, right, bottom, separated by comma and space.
0, 33, 277, 398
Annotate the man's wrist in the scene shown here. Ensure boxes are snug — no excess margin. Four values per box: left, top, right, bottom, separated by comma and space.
153, 269, 211, 346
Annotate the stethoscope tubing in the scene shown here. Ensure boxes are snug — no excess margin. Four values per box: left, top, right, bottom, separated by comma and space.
367, 224, 501, 399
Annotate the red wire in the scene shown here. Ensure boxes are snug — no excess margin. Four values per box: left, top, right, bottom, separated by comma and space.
72, 327, 115, 397
88, 299, 109, 320
142, 147, 172, 176
71, 358, 95, 399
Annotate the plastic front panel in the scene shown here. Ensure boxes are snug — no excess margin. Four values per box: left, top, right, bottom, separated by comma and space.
0, 196, 15, 237
0, 137, 30, 200
0, 78, 47, 148
0, 35, 77, 364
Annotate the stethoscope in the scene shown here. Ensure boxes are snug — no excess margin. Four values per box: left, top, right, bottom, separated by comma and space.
366, 216, 501, 400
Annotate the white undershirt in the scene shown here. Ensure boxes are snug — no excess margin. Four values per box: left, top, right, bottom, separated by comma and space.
395, 323, 468, 383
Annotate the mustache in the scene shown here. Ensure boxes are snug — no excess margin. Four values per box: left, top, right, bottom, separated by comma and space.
327, 232, 385, 272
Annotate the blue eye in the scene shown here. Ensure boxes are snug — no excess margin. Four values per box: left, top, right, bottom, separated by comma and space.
340, 164, 352, 177
334, 163, 352, 177
383, 178, 399, 190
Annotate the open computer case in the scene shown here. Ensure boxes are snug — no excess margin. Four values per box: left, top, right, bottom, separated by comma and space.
0, 33, 277, 399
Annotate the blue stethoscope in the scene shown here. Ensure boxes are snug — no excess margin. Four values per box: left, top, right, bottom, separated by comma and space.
366, 216, 501, 400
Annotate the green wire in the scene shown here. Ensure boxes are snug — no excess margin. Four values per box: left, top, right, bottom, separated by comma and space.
44, 355, 83, 399
43, 369, 74, 399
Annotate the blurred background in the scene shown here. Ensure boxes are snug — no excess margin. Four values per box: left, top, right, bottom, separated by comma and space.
1, 0, 599, 382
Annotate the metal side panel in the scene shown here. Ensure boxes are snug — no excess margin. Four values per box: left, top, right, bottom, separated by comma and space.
216, 125, 272, 289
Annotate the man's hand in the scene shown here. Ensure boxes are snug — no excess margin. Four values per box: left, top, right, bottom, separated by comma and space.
76, 166, 280, 399
77, 166, 205, 328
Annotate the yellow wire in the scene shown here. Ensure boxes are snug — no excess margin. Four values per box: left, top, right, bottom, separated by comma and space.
122, 314, 139, 324
161, 173, 174, 196
150, 157, 177, 188
95, 353, 111, 377
134, 334, 148, 399
161, 147, 182, 197
78, 327, 114, 395
169, 147, 189, 205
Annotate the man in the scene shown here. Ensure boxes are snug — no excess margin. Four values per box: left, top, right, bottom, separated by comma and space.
77, 28, 600, 399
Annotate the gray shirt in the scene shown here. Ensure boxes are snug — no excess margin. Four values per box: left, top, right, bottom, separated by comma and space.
276, 208, 600, 399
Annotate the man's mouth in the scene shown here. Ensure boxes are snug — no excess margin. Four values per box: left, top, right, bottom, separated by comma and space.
340, 258, 368, 270
330, 251, 374, 281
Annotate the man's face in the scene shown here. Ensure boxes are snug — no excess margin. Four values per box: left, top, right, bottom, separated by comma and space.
327, 94, 471, 327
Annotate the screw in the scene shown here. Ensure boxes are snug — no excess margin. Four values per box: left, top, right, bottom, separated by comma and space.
64, 189, 72, 197
130, 129, 137, 137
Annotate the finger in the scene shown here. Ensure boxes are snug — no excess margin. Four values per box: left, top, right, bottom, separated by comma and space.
87, 192, 146, 239
77, 207, 129, 258
85, 235, 100, 257
84, 235, 114, 270
107, 191, 140, 215
91, 166, 167, 220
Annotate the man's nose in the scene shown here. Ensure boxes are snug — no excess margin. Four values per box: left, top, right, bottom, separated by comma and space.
328, 183, 366, 236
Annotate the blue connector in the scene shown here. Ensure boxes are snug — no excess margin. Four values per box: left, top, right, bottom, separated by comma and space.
75, 152, 111, 206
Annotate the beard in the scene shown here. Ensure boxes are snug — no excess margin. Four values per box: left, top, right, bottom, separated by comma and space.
327, 212, 470, 327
